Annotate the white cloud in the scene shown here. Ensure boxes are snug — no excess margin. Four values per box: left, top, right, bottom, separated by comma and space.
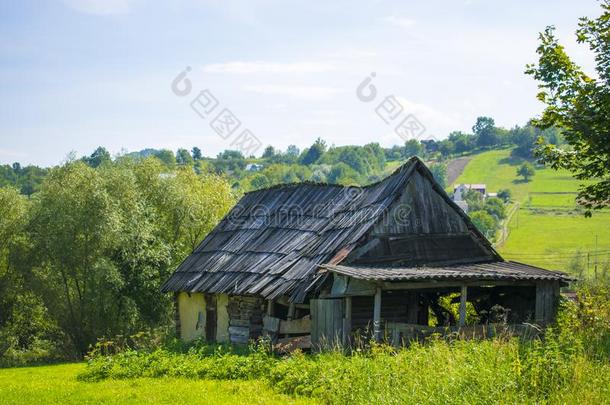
393, 96, 463, 139
383, 16, 416, 28
62, 0, 133, 15
202, 61, 335, 75
243, 84, 341, 100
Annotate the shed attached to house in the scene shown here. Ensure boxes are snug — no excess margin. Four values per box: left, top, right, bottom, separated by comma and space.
161, 157, 573, 348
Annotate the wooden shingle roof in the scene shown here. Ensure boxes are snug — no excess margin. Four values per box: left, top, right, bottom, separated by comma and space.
161, 157, 542, 302
162, 158, 443, 301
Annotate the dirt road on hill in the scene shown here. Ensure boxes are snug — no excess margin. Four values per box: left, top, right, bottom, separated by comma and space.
446, 156, 472, 186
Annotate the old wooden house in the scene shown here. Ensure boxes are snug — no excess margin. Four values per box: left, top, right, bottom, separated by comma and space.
161, 158, 573, 348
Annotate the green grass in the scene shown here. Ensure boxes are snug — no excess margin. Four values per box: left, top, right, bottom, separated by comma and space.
500, 211, 610, 270
0, 363, 311, 405
451, 148, 609, 276
3, 286, 609, 405
383, 160, 404, 175
452, 148, 587, 204
526, 193, 578, 208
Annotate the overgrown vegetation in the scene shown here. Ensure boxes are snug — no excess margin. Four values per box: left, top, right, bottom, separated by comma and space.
75, 285, 609, 404
0, 157, 235, 366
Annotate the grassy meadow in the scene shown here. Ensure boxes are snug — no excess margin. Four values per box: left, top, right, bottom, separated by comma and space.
451, 149, 610, 275
1, 280, 608, 405
0, 363, 310, 405
3, 284, 606, 405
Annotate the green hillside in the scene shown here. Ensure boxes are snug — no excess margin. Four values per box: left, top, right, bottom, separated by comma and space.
451, 149, 610, 276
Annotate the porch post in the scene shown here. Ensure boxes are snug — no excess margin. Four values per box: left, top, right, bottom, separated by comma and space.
266, 300, 274, 317
287, 303, 295, 321
343, 296, 352, 346
459, 285, 468, 327
373, 287, 382, 341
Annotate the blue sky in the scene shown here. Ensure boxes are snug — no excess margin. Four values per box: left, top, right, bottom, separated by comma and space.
0, 0, 601, 166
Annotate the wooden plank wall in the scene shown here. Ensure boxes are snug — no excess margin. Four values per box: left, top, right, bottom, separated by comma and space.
535, 281, 560, 324
311, 299, 344, 350
348, 171, 496, 266
373, 171, 467, 235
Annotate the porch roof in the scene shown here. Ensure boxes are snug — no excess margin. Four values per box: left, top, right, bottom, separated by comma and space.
320, 261, 574, 283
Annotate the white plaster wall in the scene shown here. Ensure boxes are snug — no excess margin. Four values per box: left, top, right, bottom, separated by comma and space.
177, 292, 206, 341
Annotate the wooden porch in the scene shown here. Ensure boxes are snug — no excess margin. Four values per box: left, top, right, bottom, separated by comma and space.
308, 262, 571, 350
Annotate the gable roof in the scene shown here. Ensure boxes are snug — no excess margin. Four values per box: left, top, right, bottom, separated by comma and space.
161, 157, 500, 302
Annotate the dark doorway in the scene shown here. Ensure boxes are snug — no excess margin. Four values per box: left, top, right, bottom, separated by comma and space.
205, 294, 217, 341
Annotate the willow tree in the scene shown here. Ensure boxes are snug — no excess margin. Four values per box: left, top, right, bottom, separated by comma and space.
27, 158, 235, 354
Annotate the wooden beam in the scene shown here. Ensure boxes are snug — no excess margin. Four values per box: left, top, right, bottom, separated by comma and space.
287, 303, 296, 321
343, 296, 352, 346
266, 300, 274, 317
459, 285, 467, 327
373, 287, 382, 342
279, 317, 311, 334
274, 335, 312, 353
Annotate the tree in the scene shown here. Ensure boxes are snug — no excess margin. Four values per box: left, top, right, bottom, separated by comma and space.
286, 145, 300, 159
300, 138, 326, 165
191, 147, 202, 161
404, 139, 423, 158
363, 143, 386, 172
470, 211, 498, 239
472, 116, 499, 148
27, 163, 122, 353
420, 139, 438, 156
511, 125, 537, 158
497, 189, 512, 203
262, 146, 276, 159
249, 174, 270, 190
84, 146, 111, 168
0, 187, 30, 348
17, 166, 47, 196
328, 163, 359, 185
526, 2, 610, 215
438, 140, 455, 158
155, 149, 176, 168
176, 148, 193, 166
337, 147, 368, 175
517, 162, 535, 182
484, 197, 507, 220
384, 145, 403, 160
429, 162, 447, 188
217, 150, 244, 160
213, 150, 246, 174
463, 189, 485, 212
448, 131, 475, 154
19, 158, 235, 356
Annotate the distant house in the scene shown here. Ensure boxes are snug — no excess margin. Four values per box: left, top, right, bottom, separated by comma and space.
454, 183, 487, 196
162, 158, 572, 349
245, 163, 263, 172
452, 184, 470, 213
